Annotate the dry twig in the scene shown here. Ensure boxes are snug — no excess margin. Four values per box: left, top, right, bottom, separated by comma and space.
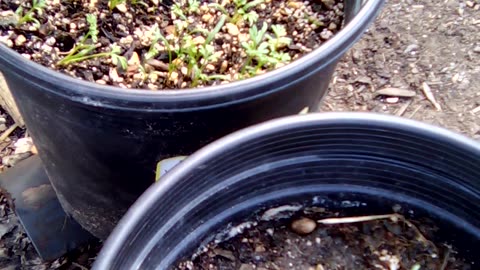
421, 82, 441, 111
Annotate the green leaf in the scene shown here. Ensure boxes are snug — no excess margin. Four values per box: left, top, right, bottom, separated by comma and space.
86, 14, 98, 43
257, 42, 269, 54
208, 3, 228, 14
188, 0, 200, 13
243, 11, 258, 26
34, 0, 47, 10
411, 264, 421, 270
249, 25, 258, 44
206, 15, 226, 44
172, 4, 187, 20
15, 6, 23, 16
115, 55, 128, 70
253, 22, 268, 45
234, 0, 247, 8
271, 24, 287, 37
243, 0, 264, 11
278, 37, 292, 46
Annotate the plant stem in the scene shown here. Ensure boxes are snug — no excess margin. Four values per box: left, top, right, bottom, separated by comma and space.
58, 52, 112, 65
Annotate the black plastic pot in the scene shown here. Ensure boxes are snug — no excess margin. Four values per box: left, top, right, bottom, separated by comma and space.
94, 112, 480, 270
0, 0, 384, 239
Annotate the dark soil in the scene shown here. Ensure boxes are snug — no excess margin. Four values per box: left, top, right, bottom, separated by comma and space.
0, 0, 344, 90
175, 207, 472, 270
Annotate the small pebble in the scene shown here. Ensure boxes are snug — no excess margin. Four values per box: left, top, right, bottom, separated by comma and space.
328, 22, 337, 30
128, 52, 140, 66
239, 264, 255, 270
192, 36, 206, 45
288, 1, 303, 8
291, 217, 316, 235
147, 83, 157, 90
206, 64, 215, 71
255, 245, 266, 252
202, 13, 212, 23
169, 71, 179, 81
109, 68, 123, 83
15, 35, 26, 46
220, 60, 228, 73
386, 97, 399, 103
320, 29, 334, 40
226, 23, 239, 36
45, 37, 56, 46
115, 3, 128, 13
149, 73, 159, 83
238, 33, 249, 42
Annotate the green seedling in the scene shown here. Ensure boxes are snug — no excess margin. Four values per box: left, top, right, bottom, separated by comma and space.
170, 0, 199, 17
232, 0, 264, 25
144, 15, 227, 86
266, 24, 292, 63
268, 25, 292, 50
108, 0, 126, 11
191, 15, 226, 86
241, 22, 270, 74
172, 3, 187, 20
241, 23, 292, 75
59, 43, 127, 69
239, 9, 259, 26
16, 0, 46, 28
187, 0, 200, 14
131, 0, 149, 8
58, 14, 127, 69
304, 14, 324, 27
207, 3, 227, 15
145, 25, 172, 63
57, 14, 99, 65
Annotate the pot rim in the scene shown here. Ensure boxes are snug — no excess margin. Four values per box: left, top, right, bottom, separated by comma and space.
0, 0, 384, 105
95, 112, 480, 269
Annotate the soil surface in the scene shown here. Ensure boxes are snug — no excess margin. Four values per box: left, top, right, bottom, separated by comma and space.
0, 0, 479, 269
175, 207, 471, 270
321, 0, 480, 139
0, 0, 343, 90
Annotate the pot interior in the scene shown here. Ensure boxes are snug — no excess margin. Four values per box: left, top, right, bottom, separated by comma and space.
103, 114, 480, 270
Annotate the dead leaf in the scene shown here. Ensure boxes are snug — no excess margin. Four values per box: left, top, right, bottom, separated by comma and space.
22, 184, 56, 209
421, 82, 442, 111
374, 88, 416, 98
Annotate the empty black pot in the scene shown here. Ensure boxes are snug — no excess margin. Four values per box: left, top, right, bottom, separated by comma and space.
94, 112, 480, 270
0, 0, 384, 239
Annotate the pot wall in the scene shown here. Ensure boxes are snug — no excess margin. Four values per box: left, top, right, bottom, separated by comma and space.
0, 0, 384, 239
94, 113, 480, 270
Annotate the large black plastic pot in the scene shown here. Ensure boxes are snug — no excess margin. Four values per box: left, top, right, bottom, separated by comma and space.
94, 113, 480, 270
0, 0, 384, 239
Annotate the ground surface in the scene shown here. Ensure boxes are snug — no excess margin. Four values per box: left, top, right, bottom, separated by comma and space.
322, 0, 480, 139
0, 0, 479, 269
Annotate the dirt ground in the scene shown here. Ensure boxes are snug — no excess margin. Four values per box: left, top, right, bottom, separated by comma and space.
322, 0, 480, 139
0, 0, 479, 269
